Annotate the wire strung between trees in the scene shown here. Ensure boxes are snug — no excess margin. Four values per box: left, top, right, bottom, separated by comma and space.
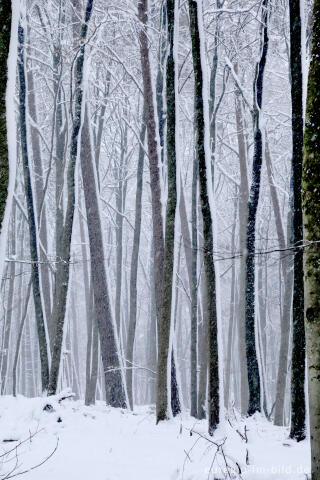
3, 239, 319, 269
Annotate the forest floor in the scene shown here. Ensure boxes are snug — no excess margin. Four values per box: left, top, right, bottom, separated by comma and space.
0, 393, 310, 480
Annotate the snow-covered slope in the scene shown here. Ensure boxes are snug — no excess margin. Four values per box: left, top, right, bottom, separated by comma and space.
0, 394, 310, 479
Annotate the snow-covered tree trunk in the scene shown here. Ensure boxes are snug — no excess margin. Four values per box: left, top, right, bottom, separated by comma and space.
48, 0, 94, 395
26, 62, 52, 339
0, 205, 16, 394
126, 117, 146, 409
115, 123, 128, 336
190, 141, 198, 418
265, 137, 293, 426
234, 69, 249, 415
81, 106, 126, 407
18, 22, 49, 392
188, 0, 219, 435
245, 0, 269, 416
0, 0, 11, 230
156, 0, 178, 423
138, 0, 164, 325
197, 208, 208, 420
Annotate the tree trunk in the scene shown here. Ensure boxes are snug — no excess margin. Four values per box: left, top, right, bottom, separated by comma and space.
13, 279, 32, 397
0, 0, 11, 229
115, 123, 127, 336
289, 0, 306, 442
197, 210, 208, 420
265, 138, 293, 426
302, 0, 320, 474
156, 0, 178, 423
234, 65, 249, 416
245, 0, 269, 415
0, 205, 16, 394
126, 118, 146, 409
18, 22, 49, 392
189, 0, 219, 435
224, 199, 237, 410
81, 106, 126, 407
179, 179, 192, 287
48, 0, 94, 395
190, 143, 198, 417
27, 63, 52, 338
148, 240, 157, 404
156, 3, 167, 166
138, 0, 164, 324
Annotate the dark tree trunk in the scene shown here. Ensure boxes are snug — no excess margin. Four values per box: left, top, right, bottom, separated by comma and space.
18, 23, 49, 392
189, 0, 219, 435
289, 0, 306, 442
0, 0, 11, 229
170, 351, 181, 416
156, 0, 178, 423
245, 0, 269, 416
156, 3, 167, 166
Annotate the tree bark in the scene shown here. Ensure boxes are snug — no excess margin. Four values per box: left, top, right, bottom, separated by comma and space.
189, 0, 219, 435
190, 143, 198, 417
48, 0, 94, 395
27, 63, 52, 338
0, 0, 11, 229
18, 22, 49, 392
245, 0, 269, 415
156, 0, 178, 423
0, 205, 16, 394
302, 0, 320, 474
13, 279, 32, 397
126, 118, 146, 409
138, 0, 164, 324
81, 106, 126, 407
115, 123, 127, 336
265, 139, 293, 426
289, 0, 306, 442
234, 65, 249, 416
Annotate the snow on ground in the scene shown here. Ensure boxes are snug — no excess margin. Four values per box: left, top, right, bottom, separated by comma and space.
0, 394, 310, 480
